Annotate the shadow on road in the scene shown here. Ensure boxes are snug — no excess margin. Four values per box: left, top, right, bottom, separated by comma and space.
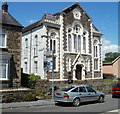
55, 101, 105, 107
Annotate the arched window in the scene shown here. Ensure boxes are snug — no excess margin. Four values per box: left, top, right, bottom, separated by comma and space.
93, 40, 99, 70
94, 40, 98, 57
83, 37, 86, 53
50, 32, 56, 39
74, 25, 80, 33
49, 32, 57, 71
25, 38, 28, 56
68, 34, 72, 52
53, 40, 56, 53
34, 35, 38, 56
78, 35, 81, 52
50, 32, 56, 53
74, 34, 77, 52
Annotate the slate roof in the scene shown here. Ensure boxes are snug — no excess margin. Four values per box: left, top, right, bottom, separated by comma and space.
23, 3, 93, 33
92, 24, 103, 35
22, 13, 58, 33
0, 10, 23, 28
54, 2, 92, 21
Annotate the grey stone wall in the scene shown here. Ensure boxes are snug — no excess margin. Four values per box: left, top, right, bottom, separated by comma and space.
1, 25, 22, 88
62, 6, 92, 80
1, 89, 35, 103
94, 71, 101, 78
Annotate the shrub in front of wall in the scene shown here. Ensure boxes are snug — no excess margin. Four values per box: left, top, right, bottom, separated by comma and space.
28, 74, 41, 89
24, 94, 37, 101
3, 96, 13, 103
35, 90, 46, 100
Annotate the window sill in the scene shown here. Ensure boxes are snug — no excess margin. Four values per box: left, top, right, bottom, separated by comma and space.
0, 46, 7, 49
34, 55, 38, 58
94, 70, 100, 72
48, 70, 58, 73
24, 57, 28, 59
0, 79, 9, 81
64, 51, 79, 54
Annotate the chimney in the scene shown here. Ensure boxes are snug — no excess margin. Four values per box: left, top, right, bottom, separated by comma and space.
2, 2, 8, 12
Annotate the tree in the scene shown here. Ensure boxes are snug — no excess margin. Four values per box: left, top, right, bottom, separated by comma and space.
103, 52, 120, 63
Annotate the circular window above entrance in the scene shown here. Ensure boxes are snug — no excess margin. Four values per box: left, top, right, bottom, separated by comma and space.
73, 8, 81, 20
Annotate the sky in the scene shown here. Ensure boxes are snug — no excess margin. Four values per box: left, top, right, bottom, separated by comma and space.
1, 2, 119, 59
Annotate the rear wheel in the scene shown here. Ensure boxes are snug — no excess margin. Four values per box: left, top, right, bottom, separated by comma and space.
98, 96, 104, 103
112, 95, 116, 98
73, 98, 80, 107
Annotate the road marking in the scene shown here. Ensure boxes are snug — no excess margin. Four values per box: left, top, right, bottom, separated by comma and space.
108, 109, 120, 112
100, 109, 120, 114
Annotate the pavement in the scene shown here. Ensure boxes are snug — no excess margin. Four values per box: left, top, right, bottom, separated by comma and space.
1, 99, 55, 109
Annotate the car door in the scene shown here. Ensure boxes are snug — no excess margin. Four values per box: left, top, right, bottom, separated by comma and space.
78, 86, 88, 102
70, 87, 79, 100
86, 86, 98, 101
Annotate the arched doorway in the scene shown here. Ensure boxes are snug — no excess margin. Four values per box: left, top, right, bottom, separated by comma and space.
75, 65, 82, 80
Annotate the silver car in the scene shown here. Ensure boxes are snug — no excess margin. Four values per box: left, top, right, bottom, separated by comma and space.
54, 85, 105, 106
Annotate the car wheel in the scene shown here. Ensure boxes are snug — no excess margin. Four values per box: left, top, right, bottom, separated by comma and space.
98, 96, 104, 103
73, 98, 80, 107
112, 95, 115, 98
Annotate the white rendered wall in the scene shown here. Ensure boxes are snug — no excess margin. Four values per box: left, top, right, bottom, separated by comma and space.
21, 26, 47, 79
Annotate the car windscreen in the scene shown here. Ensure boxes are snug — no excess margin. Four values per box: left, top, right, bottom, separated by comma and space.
114, 83, 120, 87
61, 86, 75, 91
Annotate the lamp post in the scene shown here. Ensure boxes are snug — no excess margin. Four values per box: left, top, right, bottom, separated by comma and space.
42, 35, 54, 99
51, 50, 54, 99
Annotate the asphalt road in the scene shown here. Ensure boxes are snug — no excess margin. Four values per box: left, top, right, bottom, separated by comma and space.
2, 95, 119, 113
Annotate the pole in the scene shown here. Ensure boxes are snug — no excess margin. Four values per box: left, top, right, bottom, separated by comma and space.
52, 51, 54, 99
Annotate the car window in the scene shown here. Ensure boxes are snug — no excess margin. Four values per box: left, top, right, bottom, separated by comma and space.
71, 87, 79, 92
79, 87, 86, 92
62, 86, 74, 91
86, 87, 96, 92
114, 83, 120, 87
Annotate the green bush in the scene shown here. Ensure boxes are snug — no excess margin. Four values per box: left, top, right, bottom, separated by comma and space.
24, 94, 37, 101
35, 90, 46, 99
28, 74, 40, 89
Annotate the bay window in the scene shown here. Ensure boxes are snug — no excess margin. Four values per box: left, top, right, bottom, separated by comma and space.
0, 55, 11, 80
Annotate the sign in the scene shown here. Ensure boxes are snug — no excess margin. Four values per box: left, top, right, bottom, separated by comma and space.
44, 51, 53, 57
47, 61, 53, 66
45, 58, 53, 62
44, 60, 53, 71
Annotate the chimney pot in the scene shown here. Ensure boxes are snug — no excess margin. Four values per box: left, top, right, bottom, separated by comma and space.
2, 2, 8, 12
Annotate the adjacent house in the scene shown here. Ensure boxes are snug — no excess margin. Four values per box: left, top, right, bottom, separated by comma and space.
21, 2, 103, 81
103, 56, 120, 79
0, 2, 23, 88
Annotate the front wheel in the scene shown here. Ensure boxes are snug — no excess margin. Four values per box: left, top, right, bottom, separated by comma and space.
73, 98, 80, 107
98, 96, 104, 103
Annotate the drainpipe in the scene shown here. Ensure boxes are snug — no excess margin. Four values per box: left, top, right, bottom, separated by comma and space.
29, 30, 32, 74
